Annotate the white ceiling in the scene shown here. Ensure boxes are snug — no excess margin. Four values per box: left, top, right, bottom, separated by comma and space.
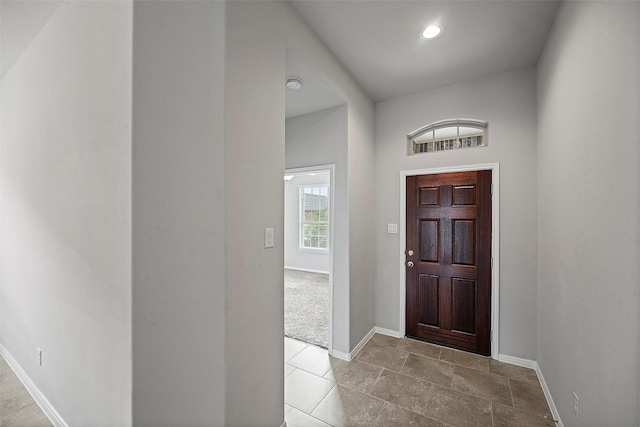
285, 53, 346, 119
290, 0, 560, 102
1, 1, 560, 116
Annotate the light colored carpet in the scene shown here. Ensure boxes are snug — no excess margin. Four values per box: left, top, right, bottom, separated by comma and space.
284, 269, 329, 349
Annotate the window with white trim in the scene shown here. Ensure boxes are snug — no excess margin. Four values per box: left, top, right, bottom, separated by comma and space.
407, 119, 488, 155
299, 185, 329, 251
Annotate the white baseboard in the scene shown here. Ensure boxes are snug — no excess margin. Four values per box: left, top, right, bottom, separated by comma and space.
332, 327, 400, 361
280, 421, 287, 427
497, 353, 538, 369
330, 349, 350, 361
374, 326, 403, 338
348, 327, 377, 360
498, 354, 563, 427
534, 363, 564, 427
330, 327, 377, 361
284, 266, 330, 275
0, 344, 68, 427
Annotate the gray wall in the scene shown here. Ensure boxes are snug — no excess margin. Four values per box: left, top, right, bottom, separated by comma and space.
0, 23, 2, 343
537, 2, 640, 425
224, 2, 286, 425
347, 83, 377, 350
1, 2, 132, 424
284, 171, 331, 273
374, 68, 538, 359
132, 2, 226, 425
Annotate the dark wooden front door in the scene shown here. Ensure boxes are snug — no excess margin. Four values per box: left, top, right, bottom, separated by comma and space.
406, 171, 492, 355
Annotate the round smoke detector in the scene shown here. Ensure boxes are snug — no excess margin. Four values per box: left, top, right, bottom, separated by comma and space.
286, 76, 303, 90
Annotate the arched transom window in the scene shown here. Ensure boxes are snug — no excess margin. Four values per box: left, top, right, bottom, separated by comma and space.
407, 119, 488, 155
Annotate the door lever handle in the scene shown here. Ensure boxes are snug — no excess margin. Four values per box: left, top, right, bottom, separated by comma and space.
406, 261, 414, 268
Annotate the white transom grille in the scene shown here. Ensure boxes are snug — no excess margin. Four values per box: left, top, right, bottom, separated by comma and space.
408, 119, 488, 155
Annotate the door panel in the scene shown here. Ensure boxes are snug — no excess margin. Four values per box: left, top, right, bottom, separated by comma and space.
406, 171, 491, 355
419, 187, 440, 206
420, 220, 440, 262
452, 219, 476, 265
452, 278, 476, 334
419, 275, 440, 327
452, 185, 476, 206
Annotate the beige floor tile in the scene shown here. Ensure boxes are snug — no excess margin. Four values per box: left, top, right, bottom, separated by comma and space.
285, 369, 335, 414
311, 384, 385, 426
374, 402, 445, 427
283, 337, 554, 427
439, 347, 490, 372
285, 408, 332, 427
355, 342, 409, 372
451, 365, 512, 406
509, 379, 552, 417
288, 345, 332, 377
489, 359, 539, 385
369, 333, 402, 348
492, 402, 556, 427
396, 338, 442, 360
323, 357, 383, 394
422, 384, 493, 427
401, 353, 455, 387
1, 380, 38, 416
1, 360, 15, 383
0, 356, 51, 426
1, 366, 20, 389
285, 338, 308, 362
2, 403, 52, 427
369, 369, 433, 414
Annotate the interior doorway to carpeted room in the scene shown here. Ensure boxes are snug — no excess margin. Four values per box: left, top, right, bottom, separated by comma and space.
284, 167, 332, 349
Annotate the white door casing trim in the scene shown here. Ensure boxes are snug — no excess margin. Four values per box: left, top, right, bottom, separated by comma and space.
399, 162, 500, 358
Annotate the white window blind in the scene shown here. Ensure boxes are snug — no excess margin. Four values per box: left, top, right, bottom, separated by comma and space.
299, 185, 329, 251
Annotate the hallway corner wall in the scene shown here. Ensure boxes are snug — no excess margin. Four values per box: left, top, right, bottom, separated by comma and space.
132, 1, 227, 425
1, 2, 133, 424
537, 2, 640, 425
224, 2, 286, 425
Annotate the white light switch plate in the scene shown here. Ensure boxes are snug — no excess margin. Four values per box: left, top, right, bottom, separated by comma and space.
264, 228, 274, 248
387, 223, 398, 234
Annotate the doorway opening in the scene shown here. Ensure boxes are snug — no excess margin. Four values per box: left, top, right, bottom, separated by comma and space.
284, 50, 346, 357
284, 166, 334, 350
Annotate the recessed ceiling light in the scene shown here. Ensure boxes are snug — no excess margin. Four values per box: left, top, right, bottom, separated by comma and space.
422, 24, 443, 39
286, 77, 303, 90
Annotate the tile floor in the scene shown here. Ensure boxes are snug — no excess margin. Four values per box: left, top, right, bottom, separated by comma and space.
1, 355, 52, 426
1, 336, 555, 427
285, 334, 556, 427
